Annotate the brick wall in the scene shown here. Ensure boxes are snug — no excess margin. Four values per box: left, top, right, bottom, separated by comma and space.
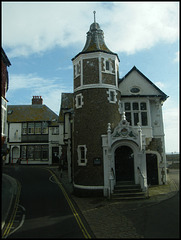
1, 60, 8, 98
73, 88, 121, 186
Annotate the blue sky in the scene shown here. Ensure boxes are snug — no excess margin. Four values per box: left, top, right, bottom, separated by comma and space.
2, 2, 179, 153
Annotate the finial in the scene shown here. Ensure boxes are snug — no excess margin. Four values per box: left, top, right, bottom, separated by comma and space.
122, 112, 126, 121
93, 11, 96, 23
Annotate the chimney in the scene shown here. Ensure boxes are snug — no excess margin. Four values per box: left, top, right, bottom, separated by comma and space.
32, 96, 43, 105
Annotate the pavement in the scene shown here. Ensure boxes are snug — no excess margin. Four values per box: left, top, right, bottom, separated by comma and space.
1, 166, 179, 238
1, 173, 18, 230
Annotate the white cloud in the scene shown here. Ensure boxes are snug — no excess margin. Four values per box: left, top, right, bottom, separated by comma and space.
56, 65, 72, 71
154, 81, 165, 89
2, 2, 179, 57
162, 99, 179, 153
7, 73, 70, 114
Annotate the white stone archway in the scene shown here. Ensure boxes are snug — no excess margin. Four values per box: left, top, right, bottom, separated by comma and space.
102, 113, 148, 197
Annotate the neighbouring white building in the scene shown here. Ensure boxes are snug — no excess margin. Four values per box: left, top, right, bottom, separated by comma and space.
6, 96, 63, 165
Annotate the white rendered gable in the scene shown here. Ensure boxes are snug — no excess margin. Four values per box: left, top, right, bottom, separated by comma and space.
119, 69, 162, 96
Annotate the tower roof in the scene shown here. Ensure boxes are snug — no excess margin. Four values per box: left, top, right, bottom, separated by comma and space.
72, 11, 119, 61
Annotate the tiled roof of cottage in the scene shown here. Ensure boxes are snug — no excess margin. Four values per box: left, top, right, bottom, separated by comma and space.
7, 105, 58, 123
59, 93, 73, 123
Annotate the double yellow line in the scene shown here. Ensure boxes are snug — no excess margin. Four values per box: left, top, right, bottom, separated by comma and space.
2, 180, 21, 238
48, 169, 91, 239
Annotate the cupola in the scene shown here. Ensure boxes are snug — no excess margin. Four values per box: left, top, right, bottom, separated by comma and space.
72, 11, 119, 61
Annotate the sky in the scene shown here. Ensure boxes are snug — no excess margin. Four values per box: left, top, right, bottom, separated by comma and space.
2, 1, 179, 153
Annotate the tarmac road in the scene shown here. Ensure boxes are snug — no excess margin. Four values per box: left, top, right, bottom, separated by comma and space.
2, 165, 94, 238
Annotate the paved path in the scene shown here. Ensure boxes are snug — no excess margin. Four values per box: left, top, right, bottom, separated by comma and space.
52, 167, 179, 238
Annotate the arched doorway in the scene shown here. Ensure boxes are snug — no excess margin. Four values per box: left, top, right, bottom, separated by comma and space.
115, 146, 134, 182
146, 153, 158, 185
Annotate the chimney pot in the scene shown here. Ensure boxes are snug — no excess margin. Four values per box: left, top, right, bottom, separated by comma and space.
32, 96, 43, 105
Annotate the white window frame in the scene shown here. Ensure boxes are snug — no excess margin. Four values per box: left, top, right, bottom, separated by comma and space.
123, 100, 149, 127
103, 58, 114, 74
52, 126, 59, 135
77, 145, 87, 166
74, 61, 81, 78
107, 89, 117, 103
75, 93, 84, 109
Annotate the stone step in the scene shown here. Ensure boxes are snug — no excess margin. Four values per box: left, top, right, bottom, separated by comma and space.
112, 191, 145, 197
114, 184, 141, 190
111, 195, 146, 200
112, 182, 146, 200
114, 188, 142, 193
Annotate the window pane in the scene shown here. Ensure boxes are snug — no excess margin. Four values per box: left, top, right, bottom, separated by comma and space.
28, 123, 34, 134
125, 102, 131, 110
27, 146, 34, 160
140, 102, 147, 110
21, 146, 26, 160
110, 91, 115, 102
106, 61, 109, 70
80, 147, 85, 159
35, 122, 41, 134
134, 113, 139, 126
34, 145, 41, 160
125, 112, 132, 125
78, 96, 81, 106
42, 122, 48, 134
42, 145, 48, 160
22, 123, 27, 134
133, 102, 139, 110
141, 112, 148, 126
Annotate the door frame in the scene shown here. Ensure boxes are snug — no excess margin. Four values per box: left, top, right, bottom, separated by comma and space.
146, 150, 160, 185
115, 145, 134, 182
111, 140, 140, 185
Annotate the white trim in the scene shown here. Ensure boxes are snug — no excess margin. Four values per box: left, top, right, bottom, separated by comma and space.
77, 145, 87, 166
107, 89, 117, 103
73, 183, 104, 190
74, 84, 120, 92
75, 93, 84, 109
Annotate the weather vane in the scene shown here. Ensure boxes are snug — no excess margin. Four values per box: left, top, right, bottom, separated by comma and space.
93, 11, 96, 23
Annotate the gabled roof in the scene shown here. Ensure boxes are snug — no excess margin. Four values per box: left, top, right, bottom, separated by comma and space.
59, 93, 73, 122
119, 66, 168, 101
7, 104, 58, 123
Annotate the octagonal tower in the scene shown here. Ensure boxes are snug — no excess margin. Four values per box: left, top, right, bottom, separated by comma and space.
72, 12, 121, 196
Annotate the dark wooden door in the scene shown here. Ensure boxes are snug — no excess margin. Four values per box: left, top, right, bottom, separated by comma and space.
52, 147, 59, 164
146, 153, 158, 185
115, 146, 134, 182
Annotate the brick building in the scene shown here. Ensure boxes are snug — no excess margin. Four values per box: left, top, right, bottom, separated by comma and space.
1, 47, 11, 158
60, 14, 168, 197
